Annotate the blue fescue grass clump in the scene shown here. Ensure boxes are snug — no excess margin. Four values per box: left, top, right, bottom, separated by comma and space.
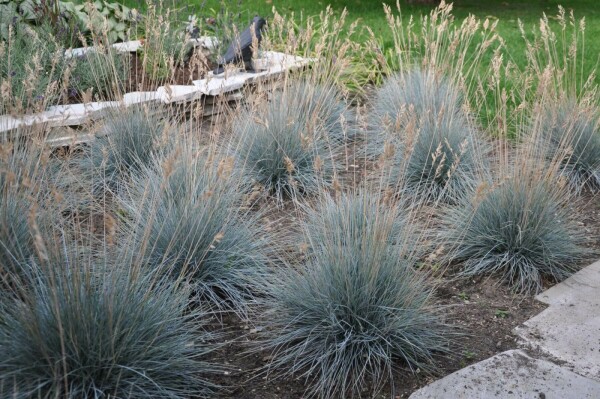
284, 80, 359, 143
82, 106, 166, 196
442, 177, 588, 293
386, 117, 483, 203
0, 256, 219, 399
300, 190, 407, 249
535, 100, 600, 192
121, 149, 272, 316
259, 192, 451, 398
233, 80, 341, 202
373, 70, 464, 125
368, 69, 484, 202
0, 153, 35, 282
0, 141, 59, 290
368, 69, 466, 156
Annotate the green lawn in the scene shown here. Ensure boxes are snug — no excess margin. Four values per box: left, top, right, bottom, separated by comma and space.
118, 0, 599, 79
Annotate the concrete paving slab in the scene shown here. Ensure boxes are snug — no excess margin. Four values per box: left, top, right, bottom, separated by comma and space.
409, 350, 600, 399
535, 260, 600, 306
45, 102, 119, 125
66, 37, 218, 59
515, 301, 600, 382
0, 113, 57, 133
45, 103, 84, 115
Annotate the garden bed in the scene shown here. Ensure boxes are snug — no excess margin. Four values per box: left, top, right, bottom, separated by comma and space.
1, 3, 599, 399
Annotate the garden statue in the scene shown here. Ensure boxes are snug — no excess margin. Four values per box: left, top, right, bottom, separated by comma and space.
213, 16, 267, 75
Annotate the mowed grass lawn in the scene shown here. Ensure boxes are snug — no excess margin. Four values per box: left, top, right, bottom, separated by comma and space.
119, 0, 600, 82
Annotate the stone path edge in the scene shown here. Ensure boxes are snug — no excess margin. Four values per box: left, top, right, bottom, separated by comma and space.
409, 259, 600, 398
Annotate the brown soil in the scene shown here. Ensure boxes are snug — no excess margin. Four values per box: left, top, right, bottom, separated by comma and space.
576, 190, 600, 252
125, 50, 216, 93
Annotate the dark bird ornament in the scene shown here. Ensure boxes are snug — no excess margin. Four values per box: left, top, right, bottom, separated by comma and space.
213, 16, 267, 75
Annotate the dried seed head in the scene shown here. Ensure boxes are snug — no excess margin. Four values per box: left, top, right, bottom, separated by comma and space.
332, 177, 341, 194
283, 156, 295, 174
27, 203, 48, 263
383, 141, 396, 160
161, 153, 176, 180
253, 117, 269, 129
217, 157, 235, 180
427, 245, 445, 262
105, 213, 116, 246
300, 133, 313, 149
245, 185, 263, 206
213, 231, 225, 244
383, 186, 395, 206
313, 155, 323, 172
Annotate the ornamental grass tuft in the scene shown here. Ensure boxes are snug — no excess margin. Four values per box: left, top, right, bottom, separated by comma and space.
69, 47, 129, 101
384, 117, 483, 203
0, 149, 37, 284
0, 253, 219, 399
442, 175, 588, 293
368, 69, 466, 156
533, 100, 600, 192
370, 70, 484, 202
232, 79, 341, 202
259, 191, 451, 398
0, 140, 59, 292
121, 148, 272, 316
82, 106, 167, 196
